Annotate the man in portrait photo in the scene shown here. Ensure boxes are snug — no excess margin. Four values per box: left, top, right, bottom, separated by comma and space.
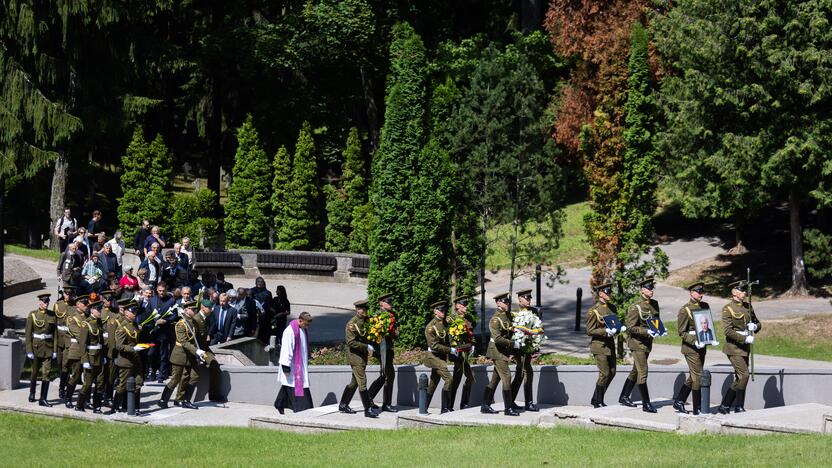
697, 316, 715, 343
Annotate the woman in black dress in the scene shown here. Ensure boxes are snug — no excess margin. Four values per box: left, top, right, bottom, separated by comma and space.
251, 277, 273, 344
271, 285, 291, 344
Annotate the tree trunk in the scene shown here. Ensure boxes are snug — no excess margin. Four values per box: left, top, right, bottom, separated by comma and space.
205, 0, 224, 219
479, 215, 488, 345
728, 218, 748, 255
0, 176, 5, 332
786, 190, 809, 296
360, 65, 380, 153
49, 152, 69, 251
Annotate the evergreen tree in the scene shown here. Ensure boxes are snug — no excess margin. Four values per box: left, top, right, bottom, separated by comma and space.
117, 128, 172, 231
325, 127, 367, 252
271, 145, 292, 243
276, 122, 321, 250
170, 188, 220, 249
225, 115, 272, 249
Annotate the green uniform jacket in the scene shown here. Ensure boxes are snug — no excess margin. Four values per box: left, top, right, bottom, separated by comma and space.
103, 313, 121, 359
25, 309, 57, 358
626, 296, 659, 353
78, 318, 105, 367
586, 301, 616, 356
424, 316, 451, 360
345, 315, 370, 366
170, 316, 198, 367
678, 299, 709, 355
486, 309, 513, 362
114, 320, 141, 369
722, 300, 762, 357
66, 312, 87, 360
53, 301, 74, 348
192, 312, 214, 365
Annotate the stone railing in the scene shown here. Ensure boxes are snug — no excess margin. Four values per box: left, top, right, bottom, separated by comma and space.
190, 249, 370, 284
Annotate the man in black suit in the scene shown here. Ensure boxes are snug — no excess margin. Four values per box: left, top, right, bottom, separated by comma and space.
133, 219, 150, 261
210, 292, 237, 345
161, 251, 189, 289
149, 282, 177, 382
697, 316, 715, 343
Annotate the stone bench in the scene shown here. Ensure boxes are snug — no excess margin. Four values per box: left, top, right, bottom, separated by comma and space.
348, 256, 369, 275
193, 251, 244, 269
256, 252, 337, 272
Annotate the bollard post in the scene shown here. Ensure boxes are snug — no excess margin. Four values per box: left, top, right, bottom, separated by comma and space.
700, 370, 711, 414
574, 287, 583, 332
535, 265, 542, 308
418, 373, 429, 414
126, 376, 135, 416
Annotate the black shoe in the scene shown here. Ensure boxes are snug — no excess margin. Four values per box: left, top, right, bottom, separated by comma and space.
459, 384, 471, 410
480, 387, 497, 414
381, 404, 398, 413
718, 405, 731, 414
733, 406, 746, 413
181, 400, 198, 410
38, 381, 53, 407
132, 392, 143, 416
158, 386, 173, 409
359, 390, 378, 418
58, 372, 67, 399
181, 384, 198, 409
339, 403, 356, 414
733, 389, 746, 412
719, 388, 736, 414
107, 393, 123, 415
64, 384, 76, 408
639, 384, 657, 413
619, 396, 637, 407
502, 390, 520, 416
619, 379, 637, 407
157, 377, 165, 384
673, 400, 689, 414
28, 379, 37, 402
523, 386, 538, 412
75, 393, 87, 412
440, 390, 451, 414
93, 393, 103, 414
525, 402, 539, 412
339, 386, 357, 414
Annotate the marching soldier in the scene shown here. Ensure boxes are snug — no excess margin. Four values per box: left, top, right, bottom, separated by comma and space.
75, 300, 106, 413
673, 282, 714, 415
53, 285, 76, 399
63, 294, 90, 408
110, 304, 148, 415
449, 295, 474, 410
619, 278, 659, 413
481, 292, 520, 416
105, 298, 131, 409
586, 282, 622, 408
159, 301, 200, 410
510, 289, 539, 412
423, 300, 454, 414
193, 298, 220, 401
719, 280, 762, 414
25, 293, 57, 406
338, 299, 379, 418
368, 293, 398, 412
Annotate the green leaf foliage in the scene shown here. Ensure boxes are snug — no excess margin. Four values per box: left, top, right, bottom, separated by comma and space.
271, 145, 292, 237
276, 122, 321, 250
117, 128, 172, 232
170, 189, 219, 248
325, 127, 368, 252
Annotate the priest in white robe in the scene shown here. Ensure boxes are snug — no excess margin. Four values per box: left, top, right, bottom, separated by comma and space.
274, 311, 313, 413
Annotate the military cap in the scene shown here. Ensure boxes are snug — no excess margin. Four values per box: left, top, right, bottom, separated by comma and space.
493, 292, 511, 303
100, 289, 115, 296
729, 280, 749, 292
88, 300, 103, 309
75, 294, 91, 304
686, 281, 705, 291
516, 289, 533, 298
593, 282, 613, 294
378, 293, 394, 304
125, 305, 140, 315
430, 300, 448, 311
181, 300, 197, 309
453, 295, 472, 305
201, 298, 215, 308
37, 293, 52, 300
353, 299, 369, 309
639, 277, 656, 289
62, 285, 78, 292
116, 297, 134, 306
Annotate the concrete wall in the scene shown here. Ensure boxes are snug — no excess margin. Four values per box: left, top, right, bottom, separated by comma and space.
0, 334, 23, 391
191, 363, 832, 410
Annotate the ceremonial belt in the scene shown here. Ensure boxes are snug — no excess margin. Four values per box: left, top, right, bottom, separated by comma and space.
86, 345, 102, 350
33, 333, 53, 340
70, 338, 78, 343
57, 326, 69, 332
427, 347, 447, 358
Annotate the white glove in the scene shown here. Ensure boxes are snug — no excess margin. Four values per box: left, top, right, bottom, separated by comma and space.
605, 328, 615, 337
367, 344, 375, 353
103, 332, 109, 339
687, 331, 696, 336
647, 329, 657, 338
513, 342, 520, 350
132, 345, 145, 351
451, 348, 458, 356
619, 325, 627, 332
196, 349, 206, 358
738, 330, 749, 336
103, 357, 108, 365
27, 353, 34, 360
745, 335, 755, 344
52, 352, 57, 359
694, 341, 705, 349
82, 362, 91, 370
713, 341, 720, 347
747, 323, 758, 332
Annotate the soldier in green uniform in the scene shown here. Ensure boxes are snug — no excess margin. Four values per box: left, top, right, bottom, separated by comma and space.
25, 293, 57, 406
510, 289, 540, 412
159, 301, 200, 410
63, 295, 90, 408
719, 280, 762, 414
423, 300, 455, 414
449, 295, 474, 410
53, 285, 76, 399
192, 298, 219, 402
673, 282, 715, 415
111, 304, 148, 415
481, 292, 520, 416
75, 300, 106, 413
586, 282, 622, 408
619, 278, 659, 413
368, 293, 398, 412
105, 298, 131, 409
338, 299, 379, 418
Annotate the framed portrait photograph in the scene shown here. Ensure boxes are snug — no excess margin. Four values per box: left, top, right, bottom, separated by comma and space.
693, 309, 718, 346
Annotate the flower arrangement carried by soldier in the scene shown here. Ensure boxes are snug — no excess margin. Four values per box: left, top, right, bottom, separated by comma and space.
448, 316, 474, 352
365, 310, 395, 344
512, 308, 546, 354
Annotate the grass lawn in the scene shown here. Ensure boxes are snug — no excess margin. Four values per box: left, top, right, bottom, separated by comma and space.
653, 315, 832, 362
487, 201, 590, 271
0, 412, 827, 467
5, 244, 60, 262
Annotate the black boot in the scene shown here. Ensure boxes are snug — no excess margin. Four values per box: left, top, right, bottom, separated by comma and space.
503, 390, 520, 416
181, 385, 198, 409
441, 390, 452, 414
158, 386, 173, 409
381, 385, 397, 413
133, 391, 143, 416
28, 379, 37, 403
718, 388, 736, 414
599, 385, 609, 406
338, 387, 357, 414
425, 390, 435, 410
480, 387, 498, 414
359, 390, 379, 418
107, 392, 123, 415
692, 389, 702, 415
619, 379, 637, 407
639, 384, 657, 413
38, 381, 53, 407
64, 384, 76, 408
75, 392, 87, 412
673, 384, 691, 414
93, 393, 103, 414
58, 372, 67, 399
524, 386, 539, 412
591, 385, 603, 408
460, 385, 471, 410
734, 389, 746, 413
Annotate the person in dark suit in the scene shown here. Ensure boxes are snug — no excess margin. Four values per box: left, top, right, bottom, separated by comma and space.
697, 316, 715, 343
215, 272, 234, 294
133, 220, 150, 261
135, 287, 159, 381
210, 292, 237, 345
161, 251, 189, 289
149, 282, 177, 382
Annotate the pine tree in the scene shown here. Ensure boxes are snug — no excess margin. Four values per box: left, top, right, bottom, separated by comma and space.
225, 115, 272, 249
116, 128, 172, 231
276, 122, 321, 250
271, 145, 292, 242
325, 127, 368, 252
